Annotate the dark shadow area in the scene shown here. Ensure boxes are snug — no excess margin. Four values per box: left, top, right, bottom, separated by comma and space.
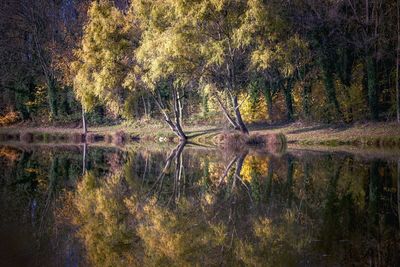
287, 124, 332, 134
186, 127, 221, 139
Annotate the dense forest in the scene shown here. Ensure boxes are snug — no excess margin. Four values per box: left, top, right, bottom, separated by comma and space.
1, 0, 399, 140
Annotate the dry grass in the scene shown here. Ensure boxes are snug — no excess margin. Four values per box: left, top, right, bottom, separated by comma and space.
216, 131, 287, 153
2, 121, 400, 148
252, 121, 400, 147
112, 130, 127, 145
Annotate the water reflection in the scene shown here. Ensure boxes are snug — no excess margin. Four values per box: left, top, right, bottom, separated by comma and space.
0, 144, 399, 266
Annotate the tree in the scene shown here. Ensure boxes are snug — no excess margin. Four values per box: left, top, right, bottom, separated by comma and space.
135, 0, 255, 134
192, 0, 252, 133
72, 0, 133, 115
127, 0, 205, 140
0, 0, 91, 122
241, 0, 310, 121
74, 0, 192, 141
397, 0, 400, 123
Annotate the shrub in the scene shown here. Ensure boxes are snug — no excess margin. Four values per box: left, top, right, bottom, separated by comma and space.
113, 130, 126, 145
0, 146, 21, 161
217, 132, 287, 153
21, 132, 34, 143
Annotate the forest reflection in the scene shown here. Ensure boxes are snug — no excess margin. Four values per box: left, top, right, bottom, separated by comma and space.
0, 145, 399, 266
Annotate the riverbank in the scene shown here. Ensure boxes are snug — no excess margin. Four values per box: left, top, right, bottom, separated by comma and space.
1, 121, 400, 148
253, 121, 400, 147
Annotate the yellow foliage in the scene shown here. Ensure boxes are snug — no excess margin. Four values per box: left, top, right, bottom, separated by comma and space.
73, 172, 140, 266
338, 63, 369, 121
137, 198, 227, 266
0, 111, 20, 126
240, 155, 269, 182
239, 93, 268, 123
73, 0, 133, 113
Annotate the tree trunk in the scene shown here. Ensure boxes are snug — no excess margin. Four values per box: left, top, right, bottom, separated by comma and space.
147, 95, 152, 118
302, 81, 312, 119
264, 159, 273, 202
152, 142, 186, 200
82, 107, 87, 137
151, 91, 187, 141
47, 77, 58, 120
202, 92, 209, 117
397, 159, 400, 228
321, 57, 342, 118
173, 88, 187, 141
397, 0, 400, 123
338, 45, 354, 122
286, 156, 294, 207
142, 94, 148, 117
174, 141, 185, 201
82, 142, 87, 175
366, 55, 379, 120
232, 95, 249, 134
369, 160, 380, 224
215, 93, 239, 129
263, 80, 273, 122
231, 152, 248, 192
283, 79, 294, 121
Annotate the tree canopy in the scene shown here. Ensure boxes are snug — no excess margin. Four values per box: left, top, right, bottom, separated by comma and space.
1, 0, 399, 134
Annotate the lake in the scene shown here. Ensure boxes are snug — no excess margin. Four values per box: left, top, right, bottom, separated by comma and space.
0, 143, 399, 266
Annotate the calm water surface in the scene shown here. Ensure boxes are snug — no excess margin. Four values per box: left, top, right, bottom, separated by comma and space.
0, 143, 399, 266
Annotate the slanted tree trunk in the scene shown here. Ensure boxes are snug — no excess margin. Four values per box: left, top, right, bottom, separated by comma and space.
172, 87, 187, 141
150, 142, 186, 197
226, 45, 249, 134
173, 140, 185, 201
158, 107, 187, 141
229, 151, 248, 192
234, 152, 247, 182
152, 88, 187, 142
214, 93, 239, 130
232, 95, 249, 135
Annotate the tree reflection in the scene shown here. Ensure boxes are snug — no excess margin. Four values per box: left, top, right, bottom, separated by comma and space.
69, 147, 400, 266
74, 171, 141, 266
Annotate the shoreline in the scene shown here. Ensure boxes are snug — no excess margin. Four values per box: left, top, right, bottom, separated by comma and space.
1, 121, 400, 149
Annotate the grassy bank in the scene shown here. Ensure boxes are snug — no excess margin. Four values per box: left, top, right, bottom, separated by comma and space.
252, 121, 400, 148
1, 121, 400, 149
0, 123, 220, 144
